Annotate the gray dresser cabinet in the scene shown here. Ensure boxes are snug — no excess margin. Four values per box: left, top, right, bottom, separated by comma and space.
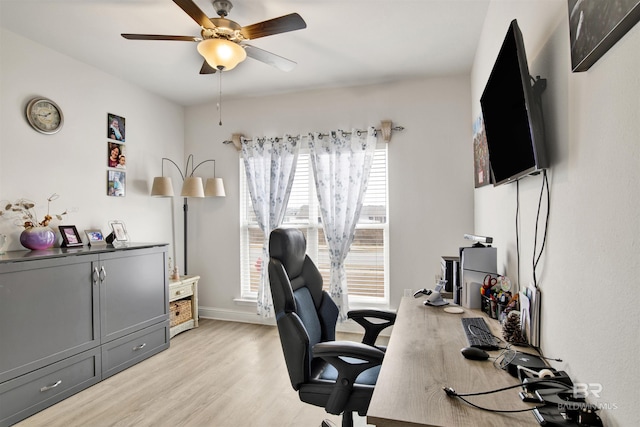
0, 244, 169, 426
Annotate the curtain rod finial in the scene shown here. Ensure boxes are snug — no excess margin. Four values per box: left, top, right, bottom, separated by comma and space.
231, 133, 243, 151
381, 120, 392, 142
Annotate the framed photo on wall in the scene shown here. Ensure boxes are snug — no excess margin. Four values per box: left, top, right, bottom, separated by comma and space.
59, 225, 83, 248
473, 115, 492, 188
107, 113, 126, 142
107, 170, 126, 197
568, 0, 640, 72
107, 142, 126, 169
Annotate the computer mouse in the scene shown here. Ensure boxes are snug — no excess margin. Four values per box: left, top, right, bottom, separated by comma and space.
460, 347, 490, 361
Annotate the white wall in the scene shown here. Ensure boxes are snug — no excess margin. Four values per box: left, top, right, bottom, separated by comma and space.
0, 29, 184, 254
472, 2, 640, 425
183, 76, 475, 323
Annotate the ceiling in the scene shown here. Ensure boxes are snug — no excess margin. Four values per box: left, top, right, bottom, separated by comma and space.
0, 0, 491, 106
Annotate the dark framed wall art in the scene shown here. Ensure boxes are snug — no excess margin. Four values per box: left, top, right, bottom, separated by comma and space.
107, 113, 126, 142
568, 0, 640, 72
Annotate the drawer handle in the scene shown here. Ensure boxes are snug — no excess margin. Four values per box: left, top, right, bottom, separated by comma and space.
40, 380, 62, 392
133, 343, 147, 351
175, 290, 183, 295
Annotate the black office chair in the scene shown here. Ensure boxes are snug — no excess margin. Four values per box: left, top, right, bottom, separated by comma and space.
268, 228, 396, 427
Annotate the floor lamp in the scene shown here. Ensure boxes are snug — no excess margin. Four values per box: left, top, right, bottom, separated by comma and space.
151, 154, 225, 277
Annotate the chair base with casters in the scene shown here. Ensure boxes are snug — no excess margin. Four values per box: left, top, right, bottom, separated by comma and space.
268, 228, 396, 427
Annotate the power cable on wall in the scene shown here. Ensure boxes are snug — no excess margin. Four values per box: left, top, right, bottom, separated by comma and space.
532, 170, 550, 288
515, 170, 550, 290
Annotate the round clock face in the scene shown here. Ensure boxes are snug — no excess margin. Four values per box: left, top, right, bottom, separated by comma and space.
26, 97, 64, 134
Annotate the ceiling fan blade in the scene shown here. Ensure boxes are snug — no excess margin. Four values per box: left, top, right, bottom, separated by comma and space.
243, 44, 296, 72
121, 34, 200, 42
173, 0, 215, 29
199, 61, 217, 74
241, 13, 306, 40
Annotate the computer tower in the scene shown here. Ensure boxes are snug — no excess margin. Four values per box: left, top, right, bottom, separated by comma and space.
440, 256, 459, 293
457, 245, 497, 308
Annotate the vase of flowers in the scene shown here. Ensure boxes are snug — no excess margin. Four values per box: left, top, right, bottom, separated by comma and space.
1, 194, 67, 251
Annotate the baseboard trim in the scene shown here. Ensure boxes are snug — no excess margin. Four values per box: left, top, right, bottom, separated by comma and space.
199, 306, 275, 326
199, 306, 391, 336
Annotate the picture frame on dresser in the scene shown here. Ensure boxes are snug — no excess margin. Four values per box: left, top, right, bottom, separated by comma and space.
59, 225, 83, 247
85, 229, 107, 247
106, 220, 129, 244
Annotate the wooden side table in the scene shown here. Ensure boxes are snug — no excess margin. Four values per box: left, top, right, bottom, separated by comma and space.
169, 275, 199, 338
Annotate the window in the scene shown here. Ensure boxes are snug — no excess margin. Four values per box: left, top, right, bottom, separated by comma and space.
240, 143, 388, 304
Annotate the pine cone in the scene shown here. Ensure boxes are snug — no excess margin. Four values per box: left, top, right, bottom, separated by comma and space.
502, 311, 527, 344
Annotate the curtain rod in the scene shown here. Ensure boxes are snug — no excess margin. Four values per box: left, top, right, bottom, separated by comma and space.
222, 121, 404, 150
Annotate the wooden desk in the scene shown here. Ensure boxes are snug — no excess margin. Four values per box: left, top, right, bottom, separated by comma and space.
367, 297, 537, 427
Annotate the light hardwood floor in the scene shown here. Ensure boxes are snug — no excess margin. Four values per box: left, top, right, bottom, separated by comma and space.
17, 319, 386, 427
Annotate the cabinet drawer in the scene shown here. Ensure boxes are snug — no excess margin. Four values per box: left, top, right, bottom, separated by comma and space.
0, 348, 101, 427
169, 283, 193, 301
102, 321, 169, 379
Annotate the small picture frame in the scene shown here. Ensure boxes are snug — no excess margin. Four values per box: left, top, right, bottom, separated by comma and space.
85, 229, 107, 247
107, 170, 126, 197
108, 142, 126, 169
108, 220, 129, 242
59, 225, 83, 248
107, 113, 126, 142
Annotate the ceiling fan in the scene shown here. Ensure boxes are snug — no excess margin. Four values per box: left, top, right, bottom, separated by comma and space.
121, 0, 307, 74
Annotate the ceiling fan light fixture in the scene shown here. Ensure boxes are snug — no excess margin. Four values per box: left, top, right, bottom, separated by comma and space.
197, 38, 246, 71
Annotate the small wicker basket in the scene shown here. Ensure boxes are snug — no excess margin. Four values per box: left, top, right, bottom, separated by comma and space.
170, 300, 192, 327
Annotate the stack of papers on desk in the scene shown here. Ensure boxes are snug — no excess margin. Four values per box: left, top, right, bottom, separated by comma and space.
519, 284, 541, 347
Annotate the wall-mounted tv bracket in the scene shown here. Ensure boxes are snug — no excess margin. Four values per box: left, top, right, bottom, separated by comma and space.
530, 75, 547, 97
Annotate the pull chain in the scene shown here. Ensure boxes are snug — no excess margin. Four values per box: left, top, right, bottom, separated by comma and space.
218, 69, 223, 126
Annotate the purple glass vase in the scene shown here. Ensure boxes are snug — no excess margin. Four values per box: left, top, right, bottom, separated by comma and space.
20, 227, 56, 250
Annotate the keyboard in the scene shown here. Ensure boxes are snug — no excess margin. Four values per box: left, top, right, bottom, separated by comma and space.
461, 317, 500, 350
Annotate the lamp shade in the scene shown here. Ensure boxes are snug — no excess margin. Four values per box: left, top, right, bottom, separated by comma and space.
151, 177, 174, 197
181, 176, 205, 198
205, 178, 226, 197
197, 38, 247, 71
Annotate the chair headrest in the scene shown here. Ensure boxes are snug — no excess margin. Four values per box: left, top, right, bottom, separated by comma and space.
269, 228, 306, 279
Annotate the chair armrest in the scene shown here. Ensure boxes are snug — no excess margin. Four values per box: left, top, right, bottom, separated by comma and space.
313, 341, 385, 415
347, 309, 397, 346
314, 340, 385, 364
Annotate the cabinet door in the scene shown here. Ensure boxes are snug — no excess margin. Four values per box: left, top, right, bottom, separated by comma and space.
99, 246, 168, 342
0, 255, 100, 384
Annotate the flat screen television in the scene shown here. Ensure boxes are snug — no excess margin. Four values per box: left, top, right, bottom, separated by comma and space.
480, 19, 548, 186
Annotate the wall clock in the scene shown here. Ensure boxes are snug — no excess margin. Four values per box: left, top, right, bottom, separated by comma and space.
26, 97, 64, 134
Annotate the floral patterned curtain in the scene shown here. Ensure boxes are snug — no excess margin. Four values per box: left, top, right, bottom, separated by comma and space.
308, 128, 377, 320
242, 135, 300, 318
